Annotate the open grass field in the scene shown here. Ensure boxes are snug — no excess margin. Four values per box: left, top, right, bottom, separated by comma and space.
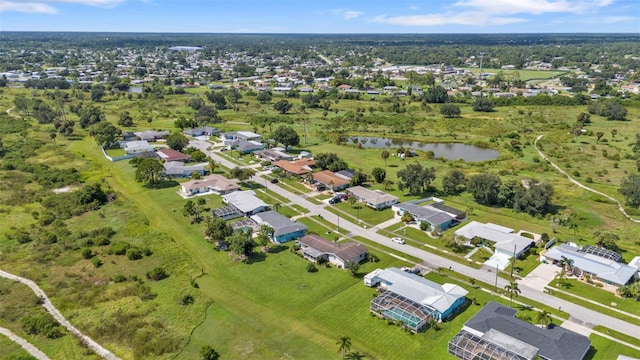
1, 84, 640, 359
460, 67, 568, 81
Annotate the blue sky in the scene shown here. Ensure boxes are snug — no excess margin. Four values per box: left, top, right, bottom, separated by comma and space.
1, 0, 639, 33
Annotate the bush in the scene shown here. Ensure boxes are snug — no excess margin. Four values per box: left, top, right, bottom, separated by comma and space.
109, 241, 130, 255
126, 247, 143, 260
92, 257, 102, 268
180, 294, 195, 305
146, 267, 168, 281
112, 274, 127, 283
81, 248, 93, 259
306, 263, 318, 273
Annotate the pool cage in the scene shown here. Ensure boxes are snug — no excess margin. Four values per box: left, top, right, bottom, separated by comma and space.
448, 331, 530, 360
370, 290, 436, 333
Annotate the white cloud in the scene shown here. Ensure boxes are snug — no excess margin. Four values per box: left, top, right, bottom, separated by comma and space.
451, 0, 615, 15
0, 0, 125, 13
0, 1, 57, 13
374, 12, 526, 26
408, 5, 418, 10
331, 8, 363, 20
600, 15, 637, 23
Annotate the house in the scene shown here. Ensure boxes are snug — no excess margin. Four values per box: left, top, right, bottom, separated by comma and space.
448, 301, 591, 360
134, 130, 170, 141
298, 234, 366, 268
180, 174, 240, 196
274, 158, 315, 176
313, 170, 350, 192
392, 198, 465, 232
455, 221, 534, 259
220, 131, 262, 144
156, 148, 191, 162
366, 267, 468, 330
222, 190, 269, 216
346, 186, 398, 210
182, 126, 220, 137
235, 140, 265, 154
124, 140, 154, 155
122, 131, 137, 142
255, 148, 294, 163
543, 243, 638, 288
335, 169, 356, 181
163, 161, 207, 178
250, 210, 307, 243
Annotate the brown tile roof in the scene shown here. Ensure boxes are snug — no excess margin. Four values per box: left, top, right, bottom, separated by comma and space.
181, 174, 240, 193
157, 148, 191, 162
275, 159, 312, 175
313, 170, 350, 187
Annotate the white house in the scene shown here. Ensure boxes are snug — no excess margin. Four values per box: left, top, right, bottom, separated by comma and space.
124, 140, 154, 155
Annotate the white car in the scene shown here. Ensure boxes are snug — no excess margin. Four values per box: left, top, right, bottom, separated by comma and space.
391, 237, 405, 245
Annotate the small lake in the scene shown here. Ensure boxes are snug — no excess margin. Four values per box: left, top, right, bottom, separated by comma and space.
345, 136, 499, 162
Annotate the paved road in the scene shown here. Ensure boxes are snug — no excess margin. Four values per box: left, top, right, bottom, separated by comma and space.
0, 270, 120, 360
0, 327, 51, 360
191, 140, 640, 340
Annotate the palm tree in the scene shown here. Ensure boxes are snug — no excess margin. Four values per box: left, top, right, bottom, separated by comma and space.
344, 352, 366, 360
535, 310, 551, 329
381, 150, 390, 167
560, 256, 574, 272
337, 336, 352, 358
504, 281, 521, 307
349, 196, 357, 208
555, 268, 566, 287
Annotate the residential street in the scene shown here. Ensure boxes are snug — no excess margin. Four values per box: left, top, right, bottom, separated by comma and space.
190, 139, 640, 340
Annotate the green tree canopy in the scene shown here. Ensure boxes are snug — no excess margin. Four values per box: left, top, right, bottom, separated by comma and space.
371, 167, 386, 184
619, 173, 640, 208
397, 162, 436, 195
89, 121, 121, 146
166, 133, 190, 151
442, 170, 466, 194
274, 100, 293, 114
227, 230, 256, 257
467, 173, 502, 205
134, 158, 164, 186
472, 97, 495, 112
205, 217, 233, 241
440, 104, 461, 118
272, 125, 300, 148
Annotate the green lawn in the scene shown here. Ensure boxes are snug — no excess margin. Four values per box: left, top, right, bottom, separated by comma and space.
592, 325, 640, 347
552, 279, 640, 316
588, 334, 640, 360
331, 201, 395, 225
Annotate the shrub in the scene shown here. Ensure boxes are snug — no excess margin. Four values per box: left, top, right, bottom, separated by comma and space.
112, 274, 127, 283
92, 258, 102, 268
146, 267, 168, 281
109, 241, 130, 255
306, 263, 318, 273
81, 248, 93, 259
180, 294, 195, 305
126, 247, 143, 261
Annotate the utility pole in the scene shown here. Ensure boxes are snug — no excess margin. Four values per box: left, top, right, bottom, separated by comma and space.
478, 52, 485, 80
494, 263, 499, 293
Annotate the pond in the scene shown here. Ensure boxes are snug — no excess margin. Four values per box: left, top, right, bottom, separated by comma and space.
345, 136, 499, 162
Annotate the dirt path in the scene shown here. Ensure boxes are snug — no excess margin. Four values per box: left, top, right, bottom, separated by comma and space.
6, 106, 20, 118
534, 134, 640, 223
0, 270, 120, 360
0, 327, 51, 360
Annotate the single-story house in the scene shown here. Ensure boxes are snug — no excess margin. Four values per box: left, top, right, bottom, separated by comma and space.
163, 161, 207, 178
366, 267, 468, 330
254, 148, 294, 163
124, 140, 154, 155
183, 126, 220, 137
157, 148, 191, 162
222, 190, 269, 216
180, 174, 240, 196
275, 158, 315, 176
220, 131, 262, 143
134, 130, 170, 141
235, 140, 265, 154
448, 301, 591, 360
335, 169, 356, 181
250, 210, 307, 243
543, 243, 638, 287
313, 170, 350, 192
346, 186, 398, 210
455, 221, 534, 259
298, 234, 366, 268
122, 131, 137, 142
392, 198, 464, 232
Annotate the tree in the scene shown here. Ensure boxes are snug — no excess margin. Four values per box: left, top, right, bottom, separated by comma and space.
56, 119, 75, 137
315, 153, 348, 172
348, 261, 360, 277
167, 133, 190, 151
472, 97, 495, 112
272, 125, 300, 148
274, 100, 293, 114
33, 103, 57, 124
576, 112, 591, 125
513, 180, 554, 216
423, 85, 448, 103
183, 198, 206, 223
89, 121, 121, 146
200, 345, 219, 360
337, 336, 352, 358
79, 105, 105, 129
118, 111, 134, 127
593, 231, 620, 253
195, 105, 219, 125
344, 352, 367, 360
536, 310, 551, 329
555, 268, 566, 287
349, 171, 367, 187
91, 84, 105, 102
442, 170, 466, 194
50, 132, 57, 142
256, 91, 272, 103
371, 167, 386, 184
229, 167, 255, 183
504, 281, 521, 307
205, 91, 227, 110
595, 131, 604, 143
134, 158, 164, 186
381, 150, 390, 167
397, 163, 436, 195
588, 99, 627, 120
467, 173, 502, 205
205, 217, 233, 241
440, 104, 461, 118
497, 179, 523, 208
619, 173, 640, 208
227, 230, 256, 257
611, 129, 618, 140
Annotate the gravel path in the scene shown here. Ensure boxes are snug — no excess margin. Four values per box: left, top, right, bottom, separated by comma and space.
534, 134, 640, 223
0, 270, 120, 360
0, 327, 51, 360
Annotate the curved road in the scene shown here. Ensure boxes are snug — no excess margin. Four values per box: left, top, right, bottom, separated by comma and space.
190, 139, 640, 341
534, 134, 640, 223
0, 327, 51, 360
0, 270, 120, 360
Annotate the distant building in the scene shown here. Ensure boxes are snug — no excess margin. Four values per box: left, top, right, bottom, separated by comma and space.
448, 301, 591, 360
180, 174, 240, 196
313, 170, 350, 192
163, 161, 207, 178
124, 140, 154, 155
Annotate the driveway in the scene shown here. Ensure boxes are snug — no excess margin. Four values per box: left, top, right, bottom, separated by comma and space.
522, 262, 559, 291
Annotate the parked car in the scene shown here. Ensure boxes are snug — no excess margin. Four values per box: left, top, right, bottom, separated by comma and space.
391, 237, 405, 244
328, 198, 338, 204
270, 178, 279, 184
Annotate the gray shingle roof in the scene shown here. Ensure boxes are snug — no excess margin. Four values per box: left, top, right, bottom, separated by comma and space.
464, 301, 591, 360
250, 210, 307, 237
